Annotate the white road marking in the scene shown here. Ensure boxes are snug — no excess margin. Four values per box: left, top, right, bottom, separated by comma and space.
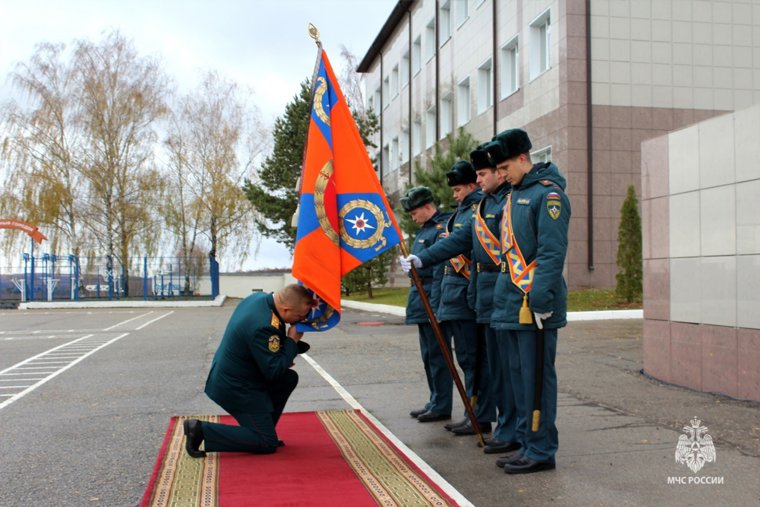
0, 310, 175, 411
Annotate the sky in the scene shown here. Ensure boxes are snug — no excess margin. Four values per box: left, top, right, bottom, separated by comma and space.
0, 0, 396, 271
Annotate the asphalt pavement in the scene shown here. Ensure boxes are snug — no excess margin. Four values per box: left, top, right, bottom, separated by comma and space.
0, 301, 758, 506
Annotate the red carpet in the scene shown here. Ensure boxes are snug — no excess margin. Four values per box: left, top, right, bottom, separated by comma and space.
142, 410, 460, 506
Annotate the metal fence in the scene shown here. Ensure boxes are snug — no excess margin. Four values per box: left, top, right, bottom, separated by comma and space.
0, 254, 220, 302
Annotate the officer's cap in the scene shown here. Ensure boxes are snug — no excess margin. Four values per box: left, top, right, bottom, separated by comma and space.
401, 186, 434, 212
493, 128, 532, 160
446, 160, 477, 186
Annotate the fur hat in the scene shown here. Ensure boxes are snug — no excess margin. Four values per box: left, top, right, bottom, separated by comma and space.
446, 160, 477, 186
493, 128, 532, 160
400, 186, 434, 212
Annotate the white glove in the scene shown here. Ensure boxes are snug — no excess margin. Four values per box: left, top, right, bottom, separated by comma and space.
533, 311, 553, 329
398, 254, 422, 273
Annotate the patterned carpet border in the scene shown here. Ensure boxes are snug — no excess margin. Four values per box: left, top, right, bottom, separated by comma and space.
141, 415, 219, 507
317, 410, 455, 506
142, 410, 458, 507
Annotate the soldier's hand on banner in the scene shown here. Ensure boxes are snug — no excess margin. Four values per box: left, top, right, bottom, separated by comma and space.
533, 311, 553, 329
399, 254, 422, 273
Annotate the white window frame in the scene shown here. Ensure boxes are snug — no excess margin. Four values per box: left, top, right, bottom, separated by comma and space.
425, 105, 437, 149
400, 127, 409, 163
391, 65, 399, 98
391, 137, 399, 171
532, 146, 552, 163
477, 59, 492, 114
529, 8, 551, 80
441, 93, 453, 138
455, 0, 469, 28
382, 76, 390, 109
412, 117, 422, 156
457, 77, 470, 127
382, 144, 390, 177
401, 51, 410, 88
412, 36, 422, 75
373, 87, 381, 113
440, 0, 451, 44
500, 37, 519, 98
425, 19, 436, 62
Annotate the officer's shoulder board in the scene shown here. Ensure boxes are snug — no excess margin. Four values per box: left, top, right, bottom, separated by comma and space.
270, 312, 281, 328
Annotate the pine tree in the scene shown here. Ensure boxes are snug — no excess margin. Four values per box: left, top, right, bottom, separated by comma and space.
398, 127, 479, 240
615, 184, 643, 302
243, 81, 310, 250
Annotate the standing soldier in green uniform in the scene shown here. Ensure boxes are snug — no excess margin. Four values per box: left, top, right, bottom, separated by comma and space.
490, 128, 571, 474
183, 284, 314, 457
400, 145, 520, 454
402, 186, 453, 423
434, 161, 492, 436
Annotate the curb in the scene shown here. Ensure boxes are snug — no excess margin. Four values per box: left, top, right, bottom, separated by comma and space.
342, 299, 642, 321
18, 295, 227, 310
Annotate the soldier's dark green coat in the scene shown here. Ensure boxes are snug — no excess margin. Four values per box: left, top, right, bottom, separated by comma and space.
205, 292, 299, 413
405, 210, 450, 324
416, 183, 510, 324
491, 162, 571, 330
436, 188, 483, 322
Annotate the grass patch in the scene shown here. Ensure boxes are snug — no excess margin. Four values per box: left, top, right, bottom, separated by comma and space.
345, 287, 642, 311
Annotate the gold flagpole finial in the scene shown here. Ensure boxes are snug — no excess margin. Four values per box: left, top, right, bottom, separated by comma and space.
308, 23, 320, 44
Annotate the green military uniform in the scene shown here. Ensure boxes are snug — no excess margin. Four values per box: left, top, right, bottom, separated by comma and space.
437, 183, 494, 428
201, 291, 299, 453
403, 187, 453, 417
491, 130, 571, 468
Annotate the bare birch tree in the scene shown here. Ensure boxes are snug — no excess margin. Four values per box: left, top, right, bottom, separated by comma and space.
72, 31, 169, 295
164, 70, 267, 275
0, 43, 86, 256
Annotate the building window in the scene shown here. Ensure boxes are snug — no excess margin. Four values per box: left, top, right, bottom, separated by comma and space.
373, 87, 381, 113
440, 0, 451, 43
391, 65, 399, 98
501, 37, 519, 98
455, 0, 469, 28
382, 144, 390, 178
457, 77, 470, 126
477, 59, 492, 114
400, 127, 409, 163
529, 9, 551, 80
425, 106, 436, 149
532, 146, 552, 163
425, 19, 436, 62
401, 51, 409, 88
382, 76, 390, 109
391, 137, 399, 171
412, 117, 422, 156
412, 36, 422, 75
441, 93, 453, 138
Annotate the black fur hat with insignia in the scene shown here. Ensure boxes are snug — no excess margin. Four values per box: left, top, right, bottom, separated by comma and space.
400, 186, 434, 212
470, 143, 493, 170
493, 128, 532, 160
446, 160, 477, 186
481, 140, 509, 167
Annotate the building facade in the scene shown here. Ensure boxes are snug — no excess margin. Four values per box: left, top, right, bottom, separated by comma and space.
641, 103, 760, 402
358, 0, 760, 289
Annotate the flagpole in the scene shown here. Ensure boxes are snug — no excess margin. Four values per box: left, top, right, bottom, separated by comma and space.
397, 239, 486, 447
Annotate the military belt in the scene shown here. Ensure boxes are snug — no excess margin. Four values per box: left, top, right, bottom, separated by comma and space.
476, 262, 501, 273
443, 266, 467, 277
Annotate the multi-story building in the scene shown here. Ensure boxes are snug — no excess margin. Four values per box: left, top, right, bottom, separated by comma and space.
358, 0, 760, 289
